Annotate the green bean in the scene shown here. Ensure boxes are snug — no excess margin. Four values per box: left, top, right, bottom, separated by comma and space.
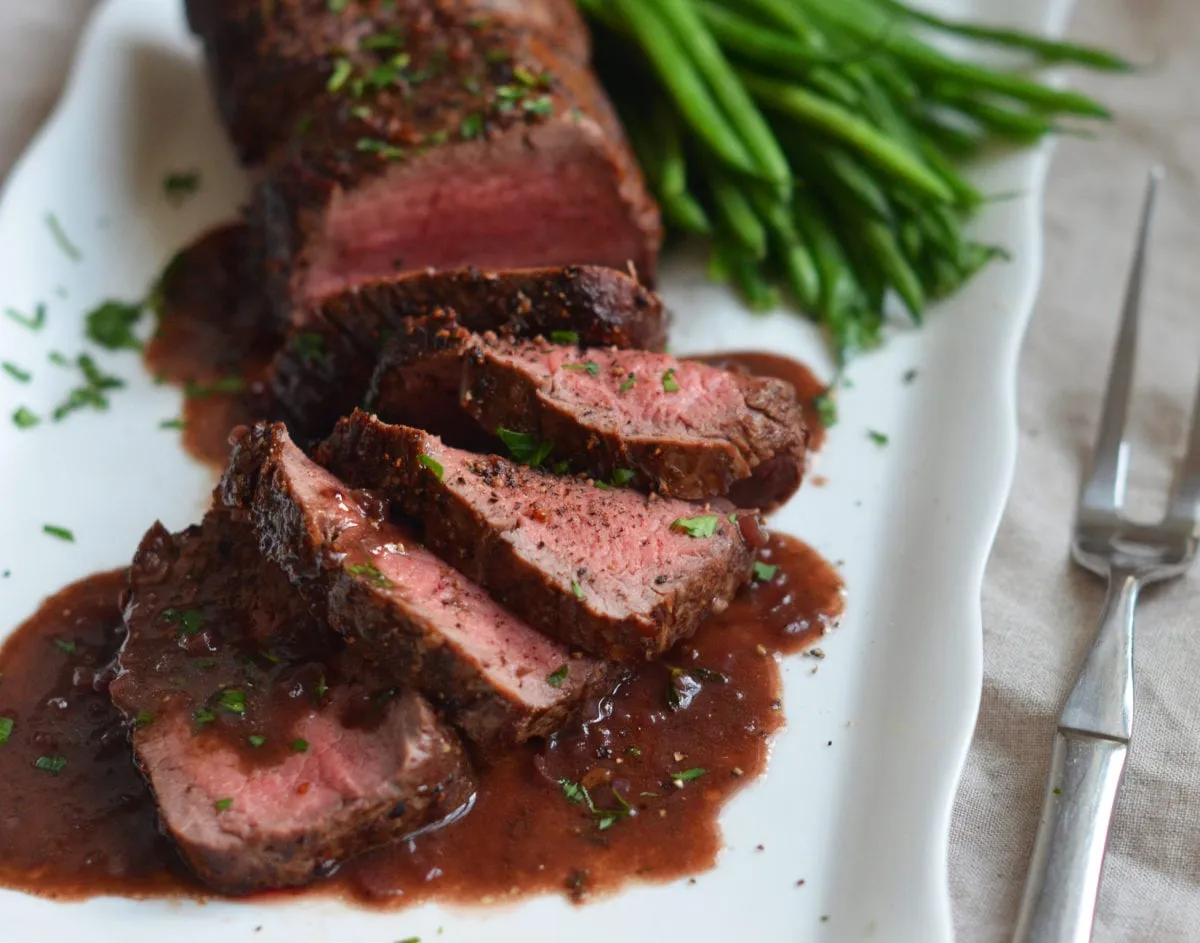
934, 85, 1062, 142
912, 113, 984, 159
611, 0, 761, 179
709, 0, 826, 49
654, 0, 790, 190
702, 159, 768, 258
819, 148, 895, 221
664, 191, 713, 235
914, 138, 982, 208
743, 72, 955, 203
864, 220, 924, 320
803, 0, 1112, 118
713, 241, 780, 311
696, 3, 837, 73
870, 0, 1136, 72
749, 189, 820, 309
793, 187, 862, 354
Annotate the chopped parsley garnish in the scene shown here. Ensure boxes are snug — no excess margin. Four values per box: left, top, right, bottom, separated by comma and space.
524, 95, 554, 117
5, 303, 46, 330
291, 738, 309, 753
619, 373, 637, 393
563, 360, 600, 377
184, 375, 245, 398
214, 798, 233, 812
193, 707, 217, 725
315, 675, 329, 702
497, 427, 554, 467
460, 112, 484, 140
248, 735, 266, 748
0, 716, 12, 745
327, 57, 353, 92
417, 453, 444, 480
218, 689, 246, 715
294, 332, 324, 362
611, 468, 635, 487
51, 354, 124, 421
356, 137, 406, 160
159, 418, 186, 430
346, 562, 393, 589
361, 31, 402, 51
559, 778, 587, 804
45, 213, 82, 261
571, 580, 585, 600
558, 777, 633, 830
549, 330, 579, 345
670, 514, 720, 539
134, 711, 153, 728
546, 664, 569, 688
813, 390, 838, 428
328, 0, 347, 11
35, 755, 68, 774
179, 610, 203, 635
43, 524, 74, 542
671, 767, 707, 783
48, 351, 70, 366
163, 171, 201, 203
2, 362, 30, 383
753, 562, 779, 582
661, 368, 680, 392
53, 638, 76, 654
868, 429, 889, 446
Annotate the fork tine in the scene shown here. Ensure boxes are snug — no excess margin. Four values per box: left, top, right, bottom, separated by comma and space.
1078, 167, 1162, 515
1168, 350, 1200, 525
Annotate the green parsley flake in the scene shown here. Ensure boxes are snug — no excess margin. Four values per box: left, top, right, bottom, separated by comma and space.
315, 675, 329, 702
0, 716, 13, 746
563, 360, 600, 377
43, 524, 74, 542
35, 755, 68, 774
53, 638, 76, 655
671, 767, 707, 783
868, 429, 889, 446
662, 368, 680, 392
571, 580, 585, 600
549, 330, 579, 345
163, 171, 201, 203
460, 112, 484, 140
813, 390, 837, 428
179, 610, 203, 635
396, 938, 421, 943
524, 95, 554, 117
2, 362, 31, 383
5, 303, 46, 330
214, 798, 233, 812
671, 514, 720, 539
185, 375, 245, 398
294, 332, 325, 362
292, 738, 310, 753
497, 427, 554, 467
753, 561, 779, 582
346, 562, 393, 589
417, 453, 445, 480
619, 373, 637, 393
546, 664, 569, 688
611, 468, 635, 487
248, 735, 266, 748
193, 707, 217, 725
328, 0, 348, 11
362, 31, 402, 51
45, 213, 82, 261
356, 138, 406, 160
134, 711, 153, 728
160, 418, 186, 430
218, 689, 246, 715
327, 58, 353, 92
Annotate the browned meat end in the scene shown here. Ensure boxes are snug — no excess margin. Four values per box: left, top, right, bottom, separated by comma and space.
110, 515, 475, 894
267, 265, 667, 447
317, 411, 760, 662
219, 421, 609, 748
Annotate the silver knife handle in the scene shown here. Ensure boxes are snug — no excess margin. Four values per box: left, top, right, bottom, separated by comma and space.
1013, 731, 1128, 943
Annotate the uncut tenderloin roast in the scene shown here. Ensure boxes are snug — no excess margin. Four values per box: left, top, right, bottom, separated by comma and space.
186, 0, 661, 325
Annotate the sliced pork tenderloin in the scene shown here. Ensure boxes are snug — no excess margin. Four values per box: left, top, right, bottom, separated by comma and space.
317, 411, 762, 662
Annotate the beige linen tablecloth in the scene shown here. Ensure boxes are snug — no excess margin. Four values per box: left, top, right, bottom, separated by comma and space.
2, 2, 1198, 940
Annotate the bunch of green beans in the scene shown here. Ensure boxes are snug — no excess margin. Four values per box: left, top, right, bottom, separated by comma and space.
576, 0, 1129, 363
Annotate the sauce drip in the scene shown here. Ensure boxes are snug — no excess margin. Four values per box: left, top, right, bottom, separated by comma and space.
0, 536, 841, 905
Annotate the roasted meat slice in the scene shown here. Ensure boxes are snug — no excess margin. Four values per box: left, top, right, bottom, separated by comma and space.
220, 421, 610, 747
318, 411, 762, 662
110, 514, 475, 895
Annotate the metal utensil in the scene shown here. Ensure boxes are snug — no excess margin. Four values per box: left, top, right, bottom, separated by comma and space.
1014, 167, 1200, 943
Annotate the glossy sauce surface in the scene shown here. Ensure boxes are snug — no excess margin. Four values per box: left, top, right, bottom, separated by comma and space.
0, 536, 841, 905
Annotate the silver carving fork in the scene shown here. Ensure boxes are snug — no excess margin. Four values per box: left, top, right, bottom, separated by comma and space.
1014, 168, 1200, 942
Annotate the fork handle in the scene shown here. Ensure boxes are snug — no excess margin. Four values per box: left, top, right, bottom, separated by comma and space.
1013, 731, 1129, 943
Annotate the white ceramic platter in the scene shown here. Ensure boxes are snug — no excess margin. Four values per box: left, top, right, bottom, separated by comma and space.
0, 1, 1070, 940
